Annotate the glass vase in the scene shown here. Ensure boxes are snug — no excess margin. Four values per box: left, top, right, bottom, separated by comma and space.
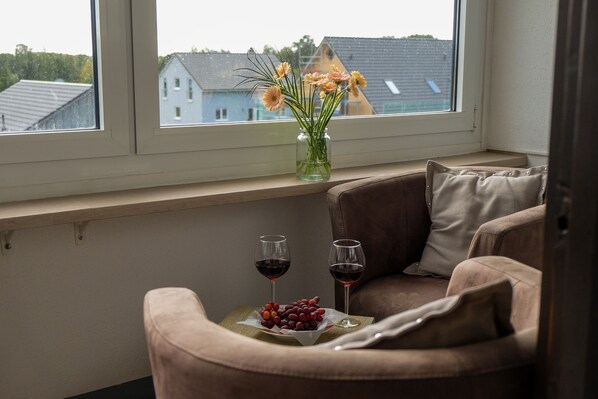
296, 128, 331, 181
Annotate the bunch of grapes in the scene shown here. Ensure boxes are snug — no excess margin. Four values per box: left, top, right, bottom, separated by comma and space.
259, 296, 326, 331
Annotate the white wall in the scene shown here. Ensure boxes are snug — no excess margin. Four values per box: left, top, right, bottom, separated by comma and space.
0, 194, 334, 398
484, 0, 559, 166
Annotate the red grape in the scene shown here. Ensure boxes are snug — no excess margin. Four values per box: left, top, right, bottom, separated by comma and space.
258, 296, 326, 331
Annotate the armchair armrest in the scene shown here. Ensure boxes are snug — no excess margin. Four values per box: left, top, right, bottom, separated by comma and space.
327, 170, 431, 290
467, 205, 545, 271
447, 256, 542, 332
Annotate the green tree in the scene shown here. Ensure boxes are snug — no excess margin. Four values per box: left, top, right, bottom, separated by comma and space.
402, 34, 437, 39
158, 54, 173, 72
0, 54, 19, 92
0, 44, 94, 93
261, 35, 317, 71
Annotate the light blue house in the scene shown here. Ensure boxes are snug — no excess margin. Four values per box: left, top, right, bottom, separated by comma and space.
158, 52, 290, 125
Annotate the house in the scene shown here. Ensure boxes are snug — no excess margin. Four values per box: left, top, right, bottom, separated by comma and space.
0, 80, 95, 132
159, 52, 290, 125
303, 36, 453, 116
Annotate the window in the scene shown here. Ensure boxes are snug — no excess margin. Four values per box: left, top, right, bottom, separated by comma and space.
175, 106, 181, 119
426, 79, 442, 94
0, 2, 98, 134
384, 80, 401, 95
174, 77, 180, 89
2, 0, 490, 202
187, 78, 193, 101
136, 0, 484, 159
215, 108, 228, 121
0, 0, 130, 169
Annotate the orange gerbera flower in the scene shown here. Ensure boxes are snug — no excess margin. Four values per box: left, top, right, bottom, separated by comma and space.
318, 80, 338, 93
274, 62, 291, 80
348, 71, 367, 96
351, 71, 367, 88
262, 86, 284, 111
327, 70, 350, 83
304, 72, 327, 85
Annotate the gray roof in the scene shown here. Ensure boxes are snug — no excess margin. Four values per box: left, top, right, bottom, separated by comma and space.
167, 52, 281, 91
0, 80, 92, 132
319, 37, 454, 114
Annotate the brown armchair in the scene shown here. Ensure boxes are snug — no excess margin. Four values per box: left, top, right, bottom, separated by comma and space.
144, 256, 541, 399
327, 168, 545, 320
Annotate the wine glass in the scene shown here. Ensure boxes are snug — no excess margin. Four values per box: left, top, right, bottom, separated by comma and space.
328, 239, 366, 328
255, 235, 291, 303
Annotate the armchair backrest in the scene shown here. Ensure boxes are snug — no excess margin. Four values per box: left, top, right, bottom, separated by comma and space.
327, 170, 430, 286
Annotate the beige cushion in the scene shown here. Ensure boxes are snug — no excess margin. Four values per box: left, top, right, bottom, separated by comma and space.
315, 278, 514, 350
406, 161, 547, 277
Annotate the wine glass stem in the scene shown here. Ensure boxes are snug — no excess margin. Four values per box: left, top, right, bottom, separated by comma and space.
344, 284, 350, 315
271, 280, 276, 303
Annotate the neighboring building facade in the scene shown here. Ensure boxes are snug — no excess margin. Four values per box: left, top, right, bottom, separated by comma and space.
0, 80, 95, 133
304, 37, 454, 115
159, 52, 290, 125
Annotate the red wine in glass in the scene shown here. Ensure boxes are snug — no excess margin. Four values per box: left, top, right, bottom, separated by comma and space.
255, 259, 291, 280
255, 235, 290, 303
328, 239, 366, 328
329, 263, 364, 286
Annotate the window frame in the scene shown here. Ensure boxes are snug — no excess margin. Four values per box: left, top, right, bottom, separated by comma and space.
215, 108, 228, 122
132, 0, 485, 162
0, 0, 490, 202
0, 0, 132, 165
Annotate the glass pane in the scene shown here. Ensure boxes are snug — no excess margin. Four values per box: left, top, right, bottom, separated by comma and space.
157, 0, 455, 126
0, 0, 97, 134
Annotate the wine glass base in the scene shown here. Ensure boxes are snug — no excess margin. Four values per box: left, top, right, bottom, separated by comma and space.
337, 317, 361, 329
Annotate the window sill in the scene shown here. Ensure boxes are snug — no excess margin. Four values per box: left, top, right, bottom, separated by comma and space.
0, 151, 526, 231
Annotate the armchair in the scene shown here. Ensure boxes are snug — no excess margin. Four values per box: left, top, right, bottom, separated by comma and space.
143, 256, 541, 399
327, 168, 545, 320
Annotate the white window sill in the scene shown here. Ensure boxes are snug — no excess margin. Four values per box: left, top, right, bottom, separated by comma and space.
0, 151, 526, 231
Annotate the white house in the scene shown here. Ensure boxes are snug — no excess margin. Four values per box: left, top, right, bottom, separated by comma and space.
159, 52, 289, 125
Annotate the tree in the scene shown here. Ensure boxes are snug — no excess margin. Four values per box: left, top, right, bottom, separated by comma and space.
0, 44, 94, 93
402, 34, 437, 39
261, 35, 317, 71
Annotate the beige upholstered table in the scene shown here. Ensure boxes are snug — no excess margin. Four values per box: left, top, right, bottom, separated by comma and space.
219, 306, 374, 346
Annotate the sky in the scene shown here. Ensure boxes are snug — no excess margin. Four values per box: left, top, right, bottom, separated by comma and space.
0, 0, 455, 56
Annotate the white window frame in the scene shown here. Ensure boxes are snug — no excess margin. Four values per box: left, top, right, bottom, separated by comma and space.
0, 0, 131, 165
384, 80, 401, 95
0, 0, 489, 202
132, 0, 486, 166
215, 108, 228, 121
187, 78, 193, 101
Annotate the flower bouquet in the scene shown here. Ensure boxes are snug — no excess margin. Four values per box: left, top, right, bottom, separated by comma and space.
236, 53, 366, 181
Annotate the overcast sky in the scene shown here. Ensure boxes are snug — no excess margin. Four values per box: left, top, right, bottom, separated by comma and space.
0, 0, 454, 56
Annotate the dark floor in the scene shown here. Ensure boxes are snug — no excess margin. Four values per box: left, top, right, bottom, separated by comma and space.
66, 376, 155, 399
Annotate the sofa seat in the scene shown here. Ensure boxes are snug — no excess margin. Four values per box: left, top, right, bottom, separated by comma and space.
351, 274, 449, 321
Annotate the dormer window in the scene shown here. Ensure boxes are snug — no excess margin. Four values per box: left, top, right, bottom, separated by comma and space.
426, 79, 442, 94
384, 80, 400, 95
